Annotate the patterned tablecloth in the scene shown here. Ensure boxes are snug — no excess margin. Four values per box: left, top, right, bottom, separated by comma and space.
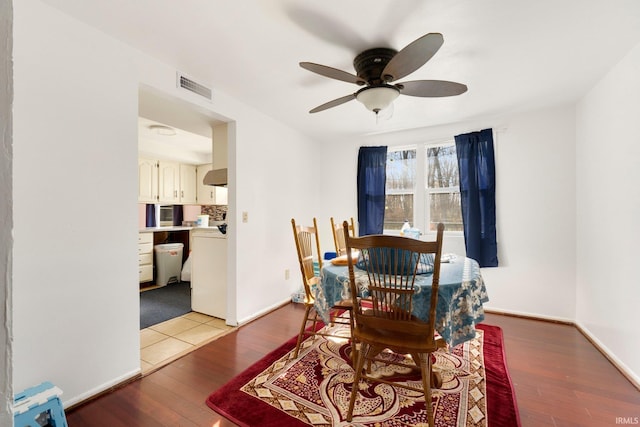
316, 255, 489, 348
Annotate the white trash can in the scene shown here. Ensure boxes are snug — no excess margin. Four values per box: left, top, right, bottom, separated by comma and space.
154, 243, 184, 286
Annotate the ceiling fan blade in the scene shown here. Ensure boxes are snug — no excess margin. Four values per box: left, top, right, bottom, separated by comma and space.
300, 62, 366, 85
381, 33, 444, 82
398, 80, 468, 97
309, 94, 356, 113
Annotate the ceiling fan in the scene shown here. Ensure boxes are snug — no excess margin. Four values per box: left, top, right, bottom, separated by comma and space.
300, 33, 467, 115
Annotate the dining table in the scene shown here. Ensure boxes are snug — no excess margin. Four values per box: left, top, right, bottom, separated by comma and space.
315, 254, 489, 349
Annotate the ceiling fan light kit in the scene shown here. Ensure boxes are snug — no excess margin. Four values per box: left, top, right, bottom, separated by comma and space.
300, 32, 467, 116
356, 85, 400, 113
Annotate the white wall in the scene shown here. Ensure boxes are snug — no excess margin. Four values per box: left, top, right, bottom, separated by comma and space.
1, 0, 13, 424
12, 0, 141, 405
576, 40, 640, 384
319, 105, 578, 321
482, 107, 577, 319
10, 0, 321, 408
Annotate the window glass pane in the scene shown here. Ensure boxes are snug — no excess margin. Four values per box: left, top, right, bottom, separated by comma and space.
427, 145, 459, 189
386, 149, 416, 191
429, 193, 463, 231
385, 194, 413, 230
384, 149, 416, 230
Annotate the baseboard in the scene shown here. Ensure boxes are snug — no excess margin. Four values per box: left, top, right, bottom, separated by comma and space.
484, 307, 574, 325
574, 321, 640, 391
64, 368, 141, 411
236, 298, 292, 326
485, 308, 640, 391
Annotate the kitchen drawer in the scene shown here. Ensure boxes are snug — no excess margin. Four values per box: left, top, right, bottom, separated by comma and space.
139, 264, 153, 282
138, 242, 153, 254
138, 253, 153, 265
138, 232, 153, 244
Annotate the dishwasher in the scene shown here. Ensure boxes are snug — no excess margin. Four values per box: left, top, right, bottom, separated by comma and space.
191, 228, 227, 319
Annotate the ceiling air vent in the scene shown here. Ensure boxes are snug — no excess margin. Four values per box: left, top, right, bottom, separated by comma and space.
176, 72, 212, 101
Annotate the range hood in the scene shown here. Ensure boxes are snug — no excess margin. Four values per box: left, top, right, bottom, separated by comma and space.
204, 123, 228, 186
203, 168, 227, 187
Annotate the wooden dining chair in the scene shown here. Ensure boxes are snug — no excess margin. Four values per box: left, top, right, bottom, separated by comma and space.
290, 218, 355, 361
330, 216, 356, 256
343, 222, 445, 426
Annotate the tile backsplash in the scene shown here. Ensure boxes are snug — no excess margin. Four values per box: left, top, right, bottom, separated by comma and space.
201, 205, 227, 221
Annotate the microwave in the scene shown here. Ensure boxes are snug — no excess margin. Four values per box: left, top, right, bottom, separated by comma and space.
157, 205, 175, 227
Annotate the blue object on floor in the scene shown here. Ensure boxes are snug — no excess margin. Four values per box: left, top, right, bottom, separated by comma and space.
13, 381, 68, 427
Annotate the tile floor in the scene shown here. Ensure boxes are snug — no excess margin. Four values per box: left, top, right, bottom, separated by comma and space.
140, 311, 235, 374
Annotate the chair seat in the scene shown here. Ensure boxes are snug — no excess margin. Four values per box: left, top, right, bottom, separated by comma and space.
333, 299, 353, 309
355, 326, 443, 354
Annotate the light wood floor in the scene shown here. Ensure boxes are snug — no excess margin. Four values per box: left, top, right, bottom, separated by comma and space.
66, 303, 640, 426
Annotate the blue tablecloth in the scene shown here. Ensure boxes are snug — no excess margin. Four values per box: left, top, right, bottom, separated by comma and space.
315, 255, 489, 348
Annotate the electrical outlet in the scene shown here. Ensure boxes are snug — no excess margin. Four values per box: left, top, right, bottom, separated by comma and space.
242, 211, 248, 223
285, 269, 290, 280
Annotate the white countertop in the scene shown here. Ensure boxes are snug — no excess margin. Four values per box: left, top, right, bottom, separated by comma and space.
191, 227, 227, 237
140, 226, 225, 233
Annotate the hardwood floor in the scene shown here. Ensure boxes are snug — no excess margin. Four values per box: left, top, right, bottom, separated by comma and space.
66, 303, 640, 426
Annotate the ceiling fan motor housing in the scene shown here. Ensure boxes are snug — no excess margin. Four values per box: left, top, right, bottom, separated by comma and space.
353, 48, 397, 85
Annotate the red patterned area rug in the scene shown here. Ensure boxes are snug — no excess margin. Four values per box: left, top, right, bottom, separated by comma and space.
206, 323, 520, 426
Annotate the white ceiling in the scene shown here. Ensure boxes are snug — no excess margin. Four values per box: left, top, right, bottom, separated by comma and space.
138, 86, 221, 164
138, 117, 213, 165
42, 0, 640, 143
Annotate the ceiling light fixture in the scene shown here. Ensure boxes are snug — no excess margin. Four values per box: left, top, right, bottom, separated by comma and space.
149, 124, 176, 136
355, 85, 400, 115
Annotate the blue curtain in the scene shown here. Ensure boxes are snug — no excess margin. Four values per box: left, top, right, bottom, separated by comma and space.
145, 204, 156, 227
454, 129, 498, 267
357, 146, 387, 235
172, 205, 183, 226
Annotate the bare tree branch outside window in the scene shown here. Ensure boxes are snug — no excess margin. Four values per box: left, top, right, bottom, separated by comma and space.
427, 145, 463, 231
384, 149, 415, 230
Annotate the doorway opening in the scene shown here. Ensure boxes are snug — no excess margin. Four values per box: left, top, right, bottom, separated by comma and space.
137, 85, 233, 374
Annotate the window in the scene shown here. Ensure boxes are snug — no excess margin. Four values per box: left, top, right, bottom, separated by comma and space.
384, 148, 416, 231
384, 142, 462, 232
426, 144, 463, 231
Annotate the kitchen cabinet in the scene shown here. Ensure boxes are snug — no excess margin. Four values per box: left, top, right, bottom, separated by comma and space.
138, 157, 201, 205
191, 228, 227, 319
138, 158, 158, 203
138, 232, 154, 283
196, 164, 228, 205
179, 164, 197, 204
158, 160, 180, 204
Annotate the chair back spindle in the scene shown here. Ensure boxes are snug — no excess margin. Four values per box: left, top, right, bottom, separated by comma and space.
291, 218, 322, 302
331, 217, 356, 256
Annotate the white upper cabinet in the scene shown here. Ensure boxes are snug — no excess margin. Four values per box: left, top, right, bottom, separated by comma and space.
196, 164, 216, 205
215, 184, 228, 205
179, 164, 197, 204
197, 164, 228, 205
138, 158, 158, 203
139, 157, 221, 206
158, 160, 180, 204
